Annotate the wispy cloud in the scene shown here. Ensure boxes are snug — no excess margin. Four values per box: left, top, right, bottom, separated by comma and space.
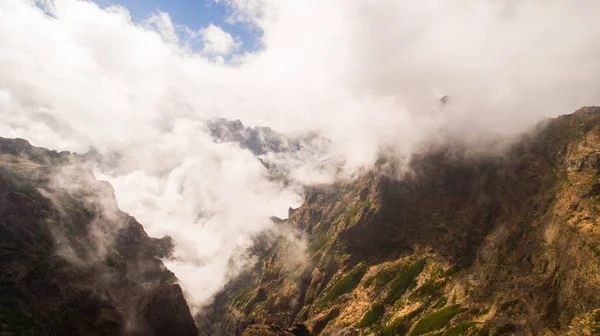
1, 0, 600, 308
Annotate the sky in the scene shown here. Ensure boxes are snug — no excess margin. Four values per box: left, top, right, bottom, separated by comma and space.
2, 0, 600, 310
93, 0, 261, 53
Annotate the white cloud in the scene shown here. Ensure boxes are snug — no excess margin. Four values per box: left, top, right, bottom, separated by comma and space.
144, 10, 179, 46
198, 23, 241, 56
1, 0, 600, 309
214, 0, 269, 26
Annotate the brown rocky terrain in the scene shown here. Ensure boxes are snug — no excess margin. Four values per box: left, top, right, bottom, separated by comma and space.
0, 138, 197, 335
198, 107, 600, 335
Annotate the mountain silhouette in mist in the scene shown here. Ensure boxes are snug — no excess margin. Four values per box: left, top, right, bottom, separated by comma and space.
0, 138, 197, 335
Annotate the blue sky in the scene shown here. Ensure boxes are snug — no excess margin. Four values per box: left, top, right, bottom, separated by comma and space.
94, 0, 260, 53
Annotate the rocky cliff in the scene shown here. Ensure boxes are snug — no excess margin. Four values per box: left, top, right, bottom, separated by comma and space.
198, 107, 600, 335
0, 138, 197, 335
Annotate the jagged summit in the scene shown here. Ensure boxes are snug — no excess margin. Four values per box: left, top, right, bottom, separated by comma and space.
206, 118, 320, 156
198, 107, 600, 335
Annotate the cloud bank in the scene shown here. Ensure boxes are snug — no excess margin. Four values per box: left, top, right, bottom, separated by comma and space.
1, 0, 600, 307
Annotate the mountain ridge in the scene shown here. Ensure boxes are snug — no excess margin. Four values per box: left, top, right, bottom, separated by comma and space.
4, 107, 600, 335
198, 106, 600, 335
0, 137, 197, 335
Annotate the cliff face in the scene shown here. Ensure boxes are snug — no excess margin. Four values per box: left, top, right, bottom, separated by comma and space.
198, 107, 600, 335
0, 138, 197, 335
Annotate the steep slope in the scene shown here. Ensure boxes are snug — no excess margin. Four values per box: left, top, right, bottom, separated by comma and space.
0, 138, 197, 335
199, 107, 600, 335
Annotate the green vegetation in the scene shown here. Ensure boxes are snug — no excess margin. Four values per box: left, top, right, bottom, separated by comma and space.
312, 220, 329, 235
385, 259, 426, 304
410, 305, 467, 336
346, 204, 362, 218
344, 200, 370, 225
444, 322, 479, 336
432, 297, 448, 310
13, 191, 39, 204
356, 302, 384, 328
414, 279, 442, 298
377, 262, 404, 285
232, 285, 255, 309
64, 202, 83, 213
362, 275, 375, 288
363, 262, 401, 288
381, 316, 410, 336
320, 263, 367, 305
380, 308, 423, 336
307, 234, 331, 253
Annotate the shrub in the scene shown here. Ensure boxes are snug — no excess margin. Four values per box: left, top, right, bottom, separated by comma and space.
413, 279, 442, 298
307, 235, 331, 253
356, 302, 385, 328
384, 259, 426, 304
410, 305, 467, 336
320, 263, 367, 305
380, 308, 423, 336
363, 262, 401, 288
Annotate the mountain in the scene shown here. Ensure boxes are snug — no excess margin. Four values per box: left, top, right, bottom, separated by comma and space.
0, 138, 197, 335
206, 118, 325, 157
5, 107, 600, 336
198, 107, 600, 335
